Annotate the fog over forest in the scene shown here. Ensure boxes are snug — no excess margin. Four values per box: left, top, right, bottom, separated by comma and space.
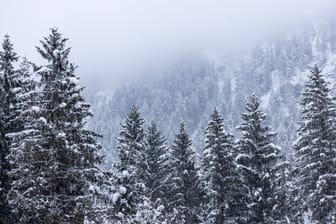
1, 0, 335, 90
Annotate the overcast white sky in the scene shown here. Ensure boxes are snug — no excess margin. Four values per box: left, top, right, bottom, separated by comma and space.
1, 0, 335, 90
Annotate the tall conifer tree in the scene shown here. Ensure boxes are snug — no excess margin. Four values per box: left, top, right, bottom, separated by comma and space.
143, 121, 170, 205
0, 34, 19, 224
166, 122, 203, 224
113, 106, 148, 223
202, 108, 247, 224
7, 28, 103, 224
236, 95, 282, 224
293, 66, 336, 223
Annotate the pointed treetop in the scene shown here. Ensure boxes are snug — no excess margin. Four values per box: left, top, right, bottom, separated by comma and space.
205, 107, 226, 141
145, 120, 166, 147
2, 34, 17, 55
306, 64, 328, 89
209, 107, 223, 123
146, 120, 162, 136
172, 121, 193, 152
129, 105, 140, 117
0, 34, 18, 70
36, 27, 70, 62
239, 94, 267, 131
308, 64, 325, 85
148, 120, 157, 128
124, 105, 144, 128
245, 94, 260, 112
178, 120, 188, 136
311, 64, 321, 74
211, 106, 220, 116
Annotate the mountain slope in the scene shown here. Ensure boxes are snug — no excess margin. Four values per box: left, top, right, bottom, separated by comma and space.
88, 17, 336, 167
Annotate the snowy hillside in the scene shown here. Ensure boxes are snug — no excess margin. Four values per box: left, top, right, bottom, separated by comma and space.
88, 17, 336, 167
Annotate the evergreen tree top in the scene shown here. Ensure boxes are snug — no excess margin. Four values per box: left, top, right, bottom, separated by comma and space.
1, 35, 18, 60
0, 34, 18, 75
307, 65, 325, 86
146, 120, 166, 145
301, 65, 331, 107
0, 35, 20, 98
171, 121, 197, 169
296, 64, 336, 142
173, 121, 192, 148
36, 27, 71, 63
241, 94, 265, 119
206, 107, 225, 134
238, 95, 273, 138
127, 105, 144, 124
209, 107, 222, 123
119, 105, 145, 142
147, 120, 158, 132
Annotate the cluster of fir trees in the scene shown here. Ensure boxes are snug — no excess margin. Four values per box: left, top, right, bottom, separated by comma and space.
0, 28, 335, 224
0, 29, 108, 224
111, 65, 336, 224
111, 99, 286, 223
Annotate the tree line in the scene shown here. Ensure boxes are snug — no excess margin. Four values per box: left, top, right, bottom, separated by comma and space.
0, 29, 335, 224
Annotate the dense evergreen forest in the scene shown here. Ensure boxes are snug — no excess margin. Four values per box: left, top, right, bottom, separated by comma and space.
0, 29, 335, 224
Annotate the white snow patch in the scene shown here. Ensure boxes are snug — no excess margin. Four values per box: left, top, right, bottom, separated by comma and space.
38, 117, 47, 124
112, 192, 120, 204
88, 185, 95, 193
260, 92, 271, 109
218, 79, 224, 94
282, 106, 290, 117
119, 186, 127, 195
31, 106, 40, 112
230, 78, 236, 93
69, 77, 79, 85
122, 170, 129, 178
52, 49, 60, 57
74, 102, 82, 109
57, 132, 66, 137
271, 70, 280, 93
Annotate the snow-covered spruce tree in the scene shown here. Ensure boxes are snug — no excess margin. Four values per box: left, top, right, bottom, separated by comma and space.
113, 106, 149, 223
236, 94, 282, 224
0, 34, 19, 224
0, 35, 20, 133
293, 65, 336, 223
143, 121, 170, 206
166, 122, 203, 224
201, 108, 247, 224
7, 28, 103, 224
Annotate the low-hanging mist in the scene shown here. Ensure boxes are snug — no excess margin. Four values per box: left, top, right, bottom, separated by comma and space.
1, 0, 336, 90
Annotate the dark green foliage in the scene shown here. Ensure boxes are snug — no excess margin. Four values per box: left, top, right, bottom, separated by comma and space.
293, 65, 336, 223
166, 122, 203, 224
113, 106, 147, 222
0, 34, 19, 224
7, 28, 103, 224
202, 108, 247, 224
236, 95, 282, 224
143, 121, 170, 205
